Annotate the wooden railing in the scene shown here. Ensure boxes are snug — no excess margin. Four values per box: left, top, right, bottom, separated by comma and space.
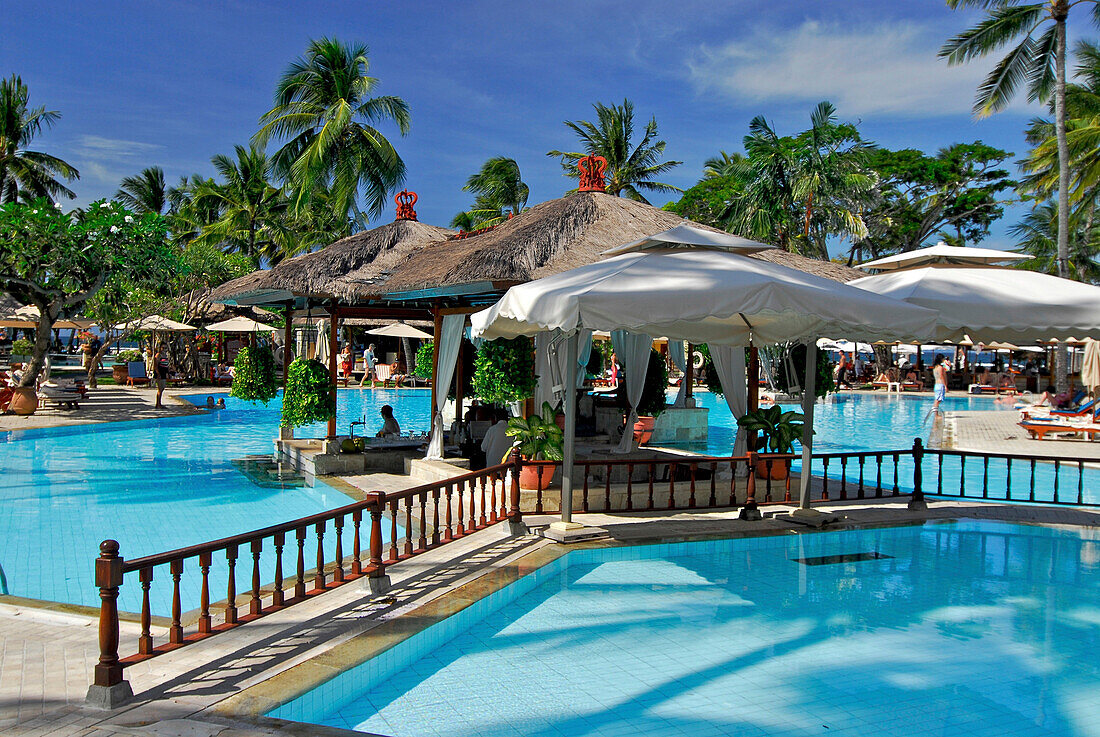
92, 438, 1100, 699
91, 457, 522, 696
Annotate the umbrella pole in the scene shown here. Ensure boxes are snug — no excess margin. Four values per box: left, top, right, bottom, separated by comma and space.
790, 342, 835, 526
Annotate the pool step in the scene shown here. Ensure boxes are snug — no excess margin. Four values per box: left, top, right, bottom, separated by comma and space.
232, 455, 307, 489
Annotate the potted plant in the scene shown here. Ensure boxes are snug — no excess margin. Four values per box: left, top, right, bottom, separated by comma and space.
281, 357, 336, 428
736, 405, 808, 480
112, 348, 144, 382
472, 337, 536, 413
230, 344, 278, 404
617, 349, 668, 444
506, 401, 564, 490
10, 338, 33, 364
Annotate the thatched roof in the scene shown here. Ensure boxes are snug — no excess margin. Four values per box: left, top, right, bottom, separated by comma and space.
0, 292, 23, 317
211, 219, 454, 304
369, 192, 863, 298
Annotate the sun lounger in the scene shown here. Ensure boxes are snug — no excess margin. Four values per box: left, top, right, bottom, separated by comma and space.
900, 381, 922, 392
1051, 397, 1099, 417
38, 385, 81, 410
1019, 419, 1100, 441
871, 381, 901, 392
126, 362, 150, 387
373, 363, 399, 388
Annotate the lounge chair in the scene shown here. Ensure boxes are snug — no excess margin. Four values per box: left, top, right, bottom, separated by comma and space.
871, 380, 901, 392
1018, 419, 1100, 441
126, 362, 150, 387
900, 381, 923, 392
1050, 397, 1099, 417
373, 363, 394, 388
38, 384, 81, 410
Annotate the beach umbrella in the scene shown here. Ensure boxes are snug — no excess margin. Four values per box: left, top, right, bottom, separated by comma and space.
315, 319, 330, 364
366, 322, 433, 339
114, 315, 196, 332
204, 316, 278, 333
1083, 339, 1100, 395
851, 267, 1100, 344
857, 242, 1032, 271
472, 245, 938, 530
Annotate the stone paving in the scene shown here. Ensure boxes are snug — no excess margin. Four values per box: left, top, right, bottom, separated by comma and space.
0, 388, 204, 433
947, 407, 1100, 459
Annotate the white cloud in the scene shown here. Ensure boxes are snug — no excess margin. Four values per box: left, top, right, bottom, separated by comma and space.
686, 20, 1033, 118
68, 135, 164, 185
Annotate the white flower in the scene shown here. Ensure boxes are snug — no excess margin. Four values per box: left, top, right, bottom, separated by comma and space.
31, 209, 37, 214
124, 215, 133, 223
109, 226, 119, 233
99, 202, 110, 208
53, 202, 61, 209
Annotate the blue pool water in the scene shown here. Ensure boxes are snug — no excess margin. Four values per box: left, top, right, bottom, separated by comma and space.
272, 520, 1100, 737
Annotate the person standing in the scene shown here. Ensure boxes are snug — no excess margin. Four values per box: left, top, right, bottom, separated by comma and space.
932, 354, 949, 412
153, 344, 172, 408
359, 343, 378, 387
339, 343, 354, 384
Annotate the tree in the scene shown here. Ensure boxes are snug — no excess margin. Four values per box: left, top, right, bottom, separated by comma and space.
547, 99, 682, 202
854, 142, 1016, 262
254, 38, 411, 228
663, 176, 748, 228
0, 198, 174, 386
940, 0, 1100, 283
703, 151, 749, 180
166, 174, 220, 246
0, 75, 79, 203
192, 145, 297, 265
1010, 200, 1100, 282
451, 156, 529, 229
116, 166, 167, 214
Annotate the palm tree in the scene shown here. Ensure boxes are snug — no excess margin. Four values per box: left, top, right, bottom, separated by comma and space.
254, 38, 411, 228
452, 156, 529, 229
192, 145, 297, 265
1010, 200, 1100, 282
166, 174, 220, 245
547, 99, 682, 202
940, 0, 1100, 283
703, 151, 749, 179
116, 166, 167, 214
0, 75, 79, 203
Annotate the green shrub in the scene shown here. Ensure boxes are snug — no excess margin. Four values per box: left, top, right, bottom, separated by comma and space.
505, 401, 564, 460
229, 344, 278, 405
115, 349, 144, 364
412, 342, 434, 379
473, 337, 535, 405
11, 338, 34, 356
281, 357, 336, 428
736, 405, 808, 454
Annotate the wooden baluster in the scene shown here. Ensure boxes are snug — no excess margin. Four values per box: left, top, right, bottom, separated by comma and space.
294, 527, 306, 599
456, 480, 465, 536
1006, 458, 1013, 501
138, 566, 153, 654
489, 471, 499, 523
508, 451, 524, 529
535, 467, 545, 513
821, 458, 830, 501
431, 488, 441, 545
648, 463, 656, 510
170, 559, 184, 643
689, 463, 698, 508
1029, 459, 1037, 502
479, 474, 488, 527
403, 501, 414, 556
839, 458, 848, 500
273, 533, 285, 607
1053, 460, 1061, 503
629, 464, 638, 510
784, 458, 792, 503
92, 540, 125, 692
333, 515, 344, 584
892, 453, 900, 496
1078, 461, 1085, 505
444, 484, 454, 542
959, 457, 967, 498
604, 466, 612, 512
367, 492, 387, 581
668, 462, 677, 509
249, 540, 263, 616
351, 511, 362, 576
389, 501, 399, 561
198, 552, 212, 633
729, 461, 737, 507
875, 455, 883, 498
857, 456, 865, 499
582, 469, 590, 512
982, 457, 990, 499
314, 521, 326, 591
709, 462, 717, 507
225, 544, 238, 625
499, 470, 509, 520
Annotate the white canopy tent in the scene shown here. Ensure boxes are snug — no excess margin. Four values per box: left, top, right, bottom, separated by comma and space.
471, 239, 938, 533
851, 266, 1100, 344
857, 242, 1032, 272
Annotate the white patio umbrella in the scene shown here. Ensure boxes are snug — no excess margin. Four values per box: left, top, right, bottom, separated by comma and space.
472, 247, 939, 531
1083, 339, 1100, 395
114, 315, 196, 332
366, 322, 433, 339
204, 316, 278, 333
857, 242, 1032, 271
315, 319, 330, 364
851, 267, 1100, 344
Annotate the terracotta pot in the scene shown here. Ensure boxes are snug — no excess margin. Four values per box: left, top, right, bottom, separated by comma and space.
9, 387, 38, 416
554, 413, 566, 430
755, 455, 789, 480
519, 462, 555, 490
633, 416, 656, 444
112, 364, 128, 382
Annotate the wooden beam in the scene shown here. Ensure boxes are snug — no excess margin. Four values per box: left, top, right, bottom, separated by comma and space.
327, 300, 338, 440
685, 343, 694, 401
283, 300, 293, 388
437, 306, 486, 316
748, 346, 760, 412
333, 306, 433, 320
430, 309, 443, 440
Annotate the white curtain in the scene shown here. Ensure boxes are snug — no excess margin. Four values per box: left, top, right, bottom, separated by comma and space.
426, 314, 465, 459
669, 340, 688, 407
711, 345, 749, 455
611, 330, 653, 453
314, 319, 330, 364
576, 330, 593, 389
534, 332, 555, 410
535, 329, 594, 410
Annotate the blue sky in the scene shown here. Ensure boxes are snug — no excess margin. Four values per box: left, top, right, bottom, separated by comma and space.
3, 1, 1054, 255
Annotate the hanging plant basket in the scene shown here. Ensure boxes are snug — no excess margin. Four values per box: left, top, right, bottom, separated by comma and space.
230, 344, 278, 405
281, 357, 336, 428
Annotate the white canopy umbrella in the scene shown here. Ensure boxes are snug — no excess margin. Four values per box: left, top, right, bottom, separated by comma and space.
114, 315, 196, 332
602, 223, 773, 257
857, 242, 1032, 271
366, 322, 433, 339
472, 247, 939, 531
205, 316, 279, 333
851, 267, 1100, 344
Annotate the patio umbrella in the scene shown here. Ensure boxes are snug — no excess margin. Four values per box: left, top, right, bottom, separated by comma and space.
857, 242, 1032, 271
114, 315, 196, 332
204, 316, 278, 333
1083, 339, 1100, 395
315, 319, 330, 364
472, 246, 938, 530
366, 322, 433, 339
851, 267, 1100, 344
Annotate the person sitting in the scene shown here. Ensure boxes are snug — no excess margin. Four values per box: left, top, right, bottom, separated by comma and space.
481, 408, 513, 468
376, 404, 401, 437
389, 361, 408, 387
998, 373, 1016, 392
904, 368, 924, 390
213, 362, 234, 384
215, 397, 225, 409
1031, 385, 1057, 407
205, 396, 216, 409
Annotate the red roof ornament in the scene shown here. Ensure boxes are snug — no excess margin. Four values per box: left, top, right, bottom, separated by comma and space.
394, 190, 418, 221
577, 154, 608, 192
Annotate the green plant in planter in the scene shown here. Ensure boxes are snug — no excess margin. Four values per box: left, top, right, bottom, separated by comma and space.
230, 344, 278, 405
736, 405, 809, 453
281, 357, 336, 428
505, 401, 564, 460
11, 338, 34, 357
473, 337, 535, 405
115, 349, 144, 364
615, 349, 668, 417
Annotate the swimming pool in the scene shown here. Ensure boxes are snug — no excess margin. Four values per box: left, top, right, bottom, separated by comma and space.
271, 520, 1100, 737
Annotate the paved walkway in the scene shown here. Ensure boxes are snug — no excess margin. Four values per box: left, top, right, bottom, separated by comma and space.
0, 388, 204, 433
947, 408, 1100, 459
